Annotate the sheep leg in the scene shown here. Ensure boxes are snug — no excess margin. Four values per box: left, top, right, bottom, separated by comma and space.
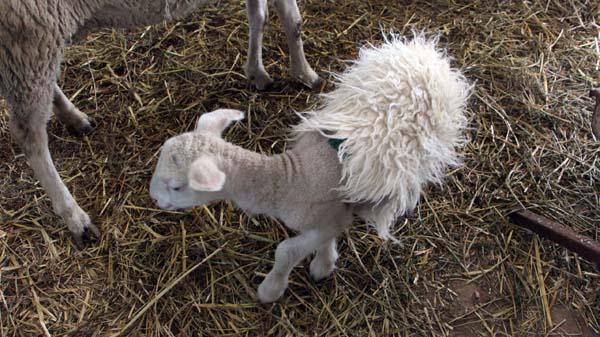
10, 83, 99, 247
244, 0, 274, 90
258, 229, 338, 303
309, 239, 339, 281
53, 84, 95, 136
273, 0, 322, 89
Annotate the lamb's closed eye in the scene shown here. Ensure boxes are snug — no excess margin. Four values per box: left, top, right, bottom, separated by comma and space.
171, 154, 182, 168
166, 180, 185, 192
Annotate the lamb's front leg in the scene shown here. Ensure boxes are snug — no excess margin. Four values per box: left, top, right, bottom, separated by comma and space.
244, 0, 274, 90
258, 229, 337, 303
273, 0, 321, 89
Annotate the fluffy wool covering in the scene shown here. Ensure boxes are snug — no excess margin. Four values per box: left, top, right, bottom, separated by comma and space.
294, 34, 471, 240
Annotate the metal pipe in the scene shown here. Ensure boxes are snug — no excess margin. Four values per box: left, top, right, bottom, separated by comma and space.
509, 209, 600, 269
590, 88, 600, 139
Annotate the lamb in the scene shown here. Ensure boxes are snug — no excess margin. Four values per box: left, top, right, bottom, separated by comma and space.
0, 0, 321, 246
149, 35, 471, 303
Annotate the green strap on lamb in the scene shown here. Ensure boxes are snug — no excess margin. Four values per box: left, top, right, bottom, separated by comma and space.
327, 138, 345, 151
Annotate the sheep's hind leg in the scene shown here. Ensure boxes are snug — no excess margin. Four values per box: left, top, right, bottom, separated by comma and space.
10, 83, 100, 247
244, 0, 273, 90
53, 83, 95, 136
273, 0, 322, 89
258, 228, 338, 303
309, 239, 338, 281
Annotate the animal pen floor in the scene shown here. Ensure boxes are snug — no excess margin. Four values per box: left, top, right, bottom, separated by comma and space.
1, 0, 599, 336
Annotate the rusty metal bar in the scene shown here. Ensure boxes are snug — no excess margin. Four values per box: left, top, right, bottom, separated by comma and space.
509, 209, 600, 268
590, 88, 600, 138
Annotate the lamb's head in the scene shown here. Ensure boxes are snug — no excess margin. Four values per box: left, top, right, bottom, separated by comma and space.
149, 109, 244, 210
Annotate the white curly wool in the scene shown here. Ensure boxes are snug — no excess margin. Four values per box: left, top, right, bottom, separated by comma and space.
294, 34, 471, 239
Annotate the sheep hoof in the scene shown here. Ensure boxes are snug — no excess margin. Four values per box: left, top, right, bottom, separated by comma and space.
257, 276, 287, 303
309, 259, 335, 281
66, 116, 96, 137
244, 63, 274, 91
292, 65, 321, 91
249, 73, 274, 91
309, 76, 325, 91
64, 208, 100, 248
72, 225, 100, 248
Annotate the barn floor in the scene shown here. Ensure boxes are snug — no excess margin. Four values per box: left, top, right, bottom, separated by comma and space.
1, 0, 599, 336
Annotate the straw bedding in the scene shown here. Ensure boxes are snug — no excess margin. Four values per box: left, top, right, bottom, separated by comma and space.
1, 0, 599, 336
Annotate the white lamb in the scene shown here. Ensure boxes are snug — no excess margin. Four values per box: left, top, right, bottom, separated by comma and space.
0, 0, 320, 246
150, 35, 471, 303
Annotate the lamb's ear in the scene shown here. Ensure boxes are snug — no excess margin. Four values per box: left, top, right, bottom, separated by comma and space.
187, 155, 226, 191
195, 109, 244, 137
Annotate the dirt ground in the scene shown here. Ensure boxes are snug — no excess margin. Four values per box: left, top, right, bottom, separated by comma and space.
1, 0, 599, 336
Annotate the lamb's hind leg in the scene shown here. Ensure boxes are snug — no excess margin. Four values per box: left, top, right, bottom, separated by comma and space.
53, 83, 95, 136
309, 239, 339, 281
273, 0, 321, 89
10, 83, 99, 246
244, 0, 273, 90
258, 227, 341, 303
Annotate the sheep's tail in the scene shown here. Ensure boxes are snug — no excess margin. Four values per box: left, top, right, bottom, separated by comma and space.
293, 33, 471, 240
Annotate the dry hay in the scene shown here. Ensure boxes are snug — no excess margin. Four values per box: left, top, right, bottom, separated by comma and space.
1, 0, 599, 336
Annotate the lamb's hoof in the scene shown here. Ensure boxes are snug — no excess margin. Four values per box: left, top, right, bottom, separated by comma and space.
257, 277, 287, 303
65, 209, 100, 248
309, 259, 335, 282
67, 116, 97, 137
72, 225, 100, 248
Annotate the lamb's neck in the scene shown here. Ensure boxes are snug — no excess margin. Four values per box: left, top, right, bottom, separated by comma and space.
220, 145, 297, 216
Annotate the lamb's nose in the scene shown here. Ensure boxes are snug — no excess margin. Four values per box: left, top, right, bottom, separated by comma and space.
155, 199, 172, 209
152, 197, 170, 209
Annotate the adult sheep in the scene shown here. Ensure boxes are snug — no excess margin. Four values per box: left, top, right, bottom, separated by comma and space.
0, 0, 321, 246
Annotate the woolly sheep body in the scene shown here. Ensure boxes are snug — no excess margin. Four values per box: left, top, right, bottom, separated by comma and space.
0, 0, 320, 245
150, 36, 470, 302
295, 35, 471, 239
0, 1, 207, 108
